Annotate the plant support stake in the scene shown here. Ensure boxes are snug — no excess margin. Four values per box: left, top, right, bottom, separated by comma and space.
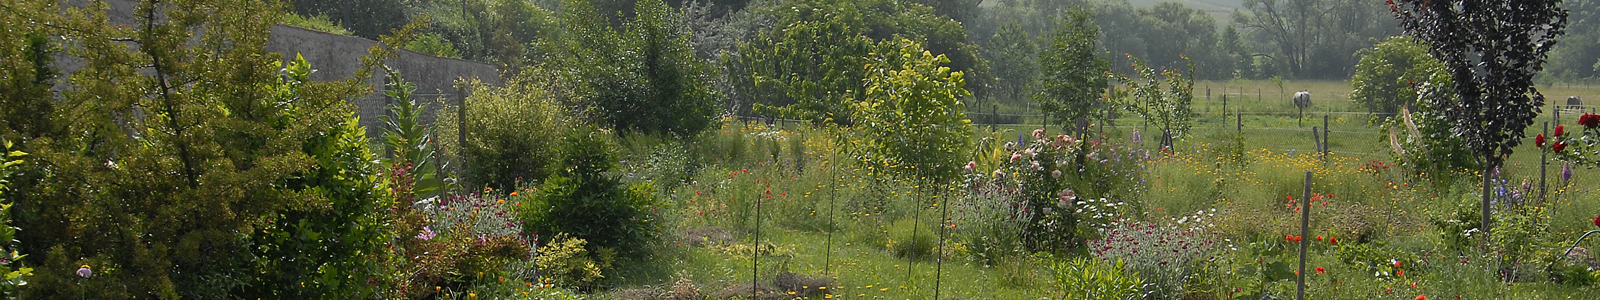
1297, 171, 1311, 300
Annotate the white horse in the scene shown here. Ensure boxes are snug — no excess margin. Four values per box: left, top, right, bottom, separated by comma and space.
1293, 91, 1311, 110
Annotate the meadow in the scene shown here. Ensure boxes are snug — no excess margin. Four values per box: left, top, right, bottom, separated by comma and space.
525, 80, 1600, 299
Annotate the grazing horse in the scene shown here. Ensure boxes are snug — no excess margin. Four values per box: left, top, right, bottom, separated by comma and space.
1293, 91, 1311, 110
1293, 91, 1311, 125
1569, 96, 1583, 110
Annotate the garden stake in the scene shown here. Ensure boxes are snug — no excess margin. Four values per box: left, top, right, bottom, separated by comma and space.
934, 189, 950, 300
824, 150, 838, 276
1540, 122, 1549, 204
1298, 171, 1311, 300
753, 181, 762, 300
1323, 115, 1330, 165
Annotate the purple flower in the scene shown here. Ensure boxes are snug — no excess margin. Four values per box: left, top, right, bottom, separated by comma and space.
77, 265, 92, 279
1563, 163, 1574, 182
1130, 131, 1142, 144
417, 226, 436, 241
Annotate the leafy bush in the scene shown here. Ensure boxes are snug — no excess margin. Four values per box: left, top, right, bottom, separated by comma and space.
852, 38, 973, 183
534, 234, 607, 289
960, 129, 1145, 252
518, 126, 661, 258
1049, 257, 1142, 300
386, 181, 533, 298
0, 141, 30, 298
550, 0, 718, 137
281, 12, 351, 35
438, 75, 568, 191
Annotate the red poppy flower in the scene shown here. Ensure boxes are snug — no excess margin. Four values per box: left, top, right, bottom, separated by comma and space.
1316, 235, 1324, 241
1555, 125, 1566, 137
1536, 134, 1546, 147
1416, 295, 1427, 300
1593, 215, 1600, 229
1397, 269, 1404, 276
1554, 142, 1567, 152
1329, 237, 1338, 245
1316, 266, 1325, 274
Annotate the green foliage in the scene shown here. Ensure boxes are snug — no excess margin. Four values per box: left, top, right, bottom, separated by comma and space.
1049, 257, 1142, 300
534, 233, 607, 289
853, 38, 973, 183
0, 141, 31, 298
281, 12, 351, 35
407, 33, 462, 58
1351, 36, 1446, 119
1035, 8, 1109, 136
380, 68, 446, 200
742, 17, 877, 125
440, 75, 568, 191
737, 0, 992, 124
1234, 0, 1399, 79
518, 126, 661, 258
551, 0, 719, 136
287, 0, 409, 39
1383, 70, 1477, 183
0, 0, 57, 140
7, 2, 396, 297
984, 21, 1037, 105
1115, 54, 1195, 151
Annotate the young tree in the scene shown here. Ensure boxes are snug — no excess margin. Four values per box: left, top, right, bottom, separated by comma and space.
1350, 36, 1446, 120
1389, 0, 1567, 237
1035, 8, 1109, 138
855, 38, 974, 184
1117, 55, 1196, 151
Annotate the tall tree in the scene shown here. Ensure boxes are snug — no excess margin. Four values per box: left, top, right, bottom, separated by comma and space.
1035, 8, 1109, 137
1390, 0, 1567, 237
986, 21, 1038, 106
553, 0, 719, 136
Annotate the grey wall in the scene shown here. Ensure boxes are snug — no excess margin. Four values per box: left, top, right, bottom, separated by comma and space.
265, 25, 502, 138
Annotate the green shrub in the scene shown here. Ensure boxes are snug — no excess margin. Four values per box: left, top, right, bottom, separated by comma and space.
1050, 257, 1142, 300
439, 74, 568, 191
0, 141, 30, 297
518, 126, 661, 258
534, 233, 607, 289
281, 12, 350, 35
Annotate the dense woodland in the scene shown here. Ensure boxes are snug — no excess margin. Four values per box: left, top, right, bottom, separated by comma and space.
1, 0, 1599, 298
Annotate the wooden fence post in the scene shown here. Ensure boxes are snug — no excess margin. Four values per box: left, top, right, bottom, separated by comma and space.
1297, 171, 1312, 300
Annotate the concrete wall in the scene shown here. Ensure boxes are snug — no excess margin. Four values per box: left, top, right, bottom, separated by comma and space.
265, 25, 502, 138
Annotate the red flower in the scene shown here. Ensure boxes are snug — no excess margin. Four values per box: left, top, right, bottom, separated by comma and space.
1582, 114, 1600, 129
1416, 295, 1427, 300
1394, 260, 1403, 268
1316, 235, 1324, 241
1397, 269, 1404, 276
1316, 266, 1326, 274
1536, 134, 1546, 147
1554, 142, 1567, 152
1555, 125, 1566, 137
1287, 235, 1294, 242
1329, 237, 1338, 245
1593, 215, 1600, 229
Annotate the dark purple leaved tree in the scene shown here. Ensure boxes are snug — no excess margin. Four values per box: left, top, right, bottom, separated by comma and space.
1389, 0, 1567, 238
